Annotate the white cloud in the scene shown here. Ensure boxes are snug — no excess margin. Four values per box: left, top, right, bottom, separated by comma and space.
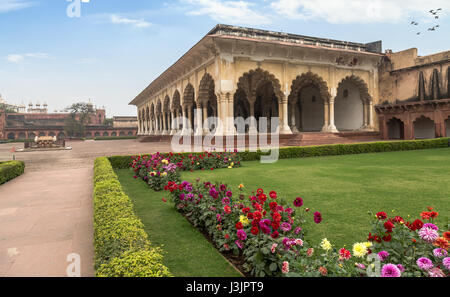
0, 0, 34, 13
183, 0, 270, 25
110, 14, 152, 28
77, 58, 97, 64
6, 53, 49, 63
270, 0, 449, 24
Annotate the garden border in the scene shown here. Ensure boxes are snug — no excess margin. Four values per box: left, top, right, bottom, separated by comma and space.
0, 161, 25, 185
93, 157, 172, 277
107, 138, 450, 169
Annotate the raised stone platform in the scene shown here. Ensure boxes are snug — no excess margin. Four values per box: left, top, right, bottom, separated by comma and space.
138, 132, 382, 147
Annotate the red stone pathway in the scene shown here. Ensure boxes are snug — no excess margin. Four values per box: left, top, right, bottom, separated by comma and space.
0, 139, 174, 277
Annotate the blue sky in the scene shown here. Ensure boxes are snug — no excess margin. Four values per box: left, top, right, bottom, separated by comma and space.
0, 0, 449, 117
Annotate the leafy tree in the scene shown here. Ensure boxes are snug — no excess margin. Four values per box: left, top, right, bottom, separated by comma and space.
103, 118, 114, 127
64, 102, 95, 137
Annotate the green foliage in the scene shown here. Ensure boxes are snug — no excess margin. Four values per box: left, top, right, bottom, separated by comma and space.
64, 102, 95, 137
239, 138, 450, 161
0, 161, 25, 185
97, 249, 172, 277
93, 157, 172, 277
94, 136, 137, 141
107, 138, 450, 169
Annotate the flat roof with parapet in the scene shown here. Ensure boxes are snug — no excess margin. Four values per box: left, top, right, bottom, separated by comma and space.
208, 24, 382, 54
130, 24, 383, 106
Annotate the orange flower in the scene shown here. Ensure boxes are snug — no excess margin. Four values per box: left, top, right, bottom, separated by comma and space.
318, 266, 328, 276
443, 231, 450, 241
434, 237, 449, 250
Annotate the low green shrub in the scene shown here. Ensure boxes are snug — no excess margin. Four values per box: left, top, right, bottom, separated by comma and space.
94, 136, 137, 141
107, 138, 450, 169
97, 249, 172, 277
0, 161, 25, 185
93, 157, 172, 277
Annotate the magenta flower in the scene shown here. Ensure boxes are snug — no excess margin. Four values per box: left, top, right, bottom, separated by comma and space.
423, 223, 438, 231
314, 212, 322, 224
280, 222, 292, 232
417, 257, 434, 270
235, 240, 243, 249
294, 227, 302, 235
259, 219, 272, 235
443, 257, 450, 270
381, 264, 401, 277
222, 197, 231, 205
293, 197, 303, 207
418, 227, 439, 243
428, 267, 445, 277
397, 264, 405, 273
433, 248, 448, 258
237, 229, 247, 241
377, 251, 390, 262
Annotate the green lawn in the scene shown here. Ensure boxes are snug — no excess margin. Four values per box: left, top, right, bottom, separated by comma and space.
116, 169, 241, 277
181, 148, 450, 248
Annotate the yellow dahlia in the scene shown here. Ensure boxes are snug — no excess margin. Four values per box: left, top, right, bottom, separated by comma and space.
320, 238, 332, 251
353, 242, 368, 258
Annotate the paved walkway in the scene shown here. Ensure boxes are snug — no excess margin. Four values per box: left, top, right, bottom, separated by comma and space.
0, 139, 173, 277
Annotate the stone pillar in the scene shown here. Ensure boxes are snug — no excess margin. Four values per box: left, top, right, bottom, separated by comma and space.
328, 98, 338, 133
170, 110, 176, 135
226, 94, 237, 135
155, 114, 160, 135
369, 101, 374, 130
248, 98, 258, 134
279, 98, 293, 135
195, 103, 203, 136
181, 107, 188, 134
322, 99, 330, 132
215, 96, 224, 136
203, 104, 210, 134
290, 102, 299, 133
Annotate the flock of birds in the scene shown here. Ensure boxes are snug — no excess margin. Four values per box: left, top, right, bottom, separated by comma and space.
411, 8, 442, 35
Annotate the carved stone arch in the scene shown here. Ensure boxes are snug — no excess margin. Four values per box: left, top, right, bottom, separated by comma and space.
386, 117, 405, 139
413, 115, 436, 139
337, 75, 372, 103
237, 68, 284, 103
198, 73, 215, 104
172, 90, 181, 111
156, 100, 162, 115
163, 95, 171, 112
289, 72, 331, 103
145, 106, 150, 121
183, 83, 195, 107
150, 103, 155, 119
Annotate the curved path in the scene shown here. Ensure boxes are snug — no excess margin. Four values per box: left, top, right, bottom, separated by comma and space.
0, 140, 173, 277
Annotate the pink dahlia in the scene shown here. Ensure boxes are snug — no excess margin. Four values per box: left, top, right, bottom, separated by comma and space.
433, 248, 448, 258
443, 257, 450, 270
418, 227, 439, 243
417, 257, 434, 270
428, 267, 445, 277
282, 261, 289, 274
377, 251, 390, 262
381, 264, 402, 277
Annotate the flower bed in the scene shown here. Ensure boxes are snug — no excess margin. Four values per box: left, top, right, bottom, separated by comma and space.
131, 151, 242, 191
164, 179, 322, 277
163, 178, 449, 277
0, 161, 25, 185
93, 157, 172, 277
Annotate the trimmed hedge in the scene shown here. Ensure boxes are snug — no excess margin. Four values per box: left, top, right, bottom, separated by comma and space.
94, 136, 137, 141
0, 161, 25, 185
107, 138, 450, 169
93, 157, 172, 277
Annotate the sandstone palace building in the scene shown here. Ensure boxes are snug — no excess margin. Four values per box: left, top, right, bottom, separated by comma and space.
0, 98, 138, 141
130, 25, 448, 142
